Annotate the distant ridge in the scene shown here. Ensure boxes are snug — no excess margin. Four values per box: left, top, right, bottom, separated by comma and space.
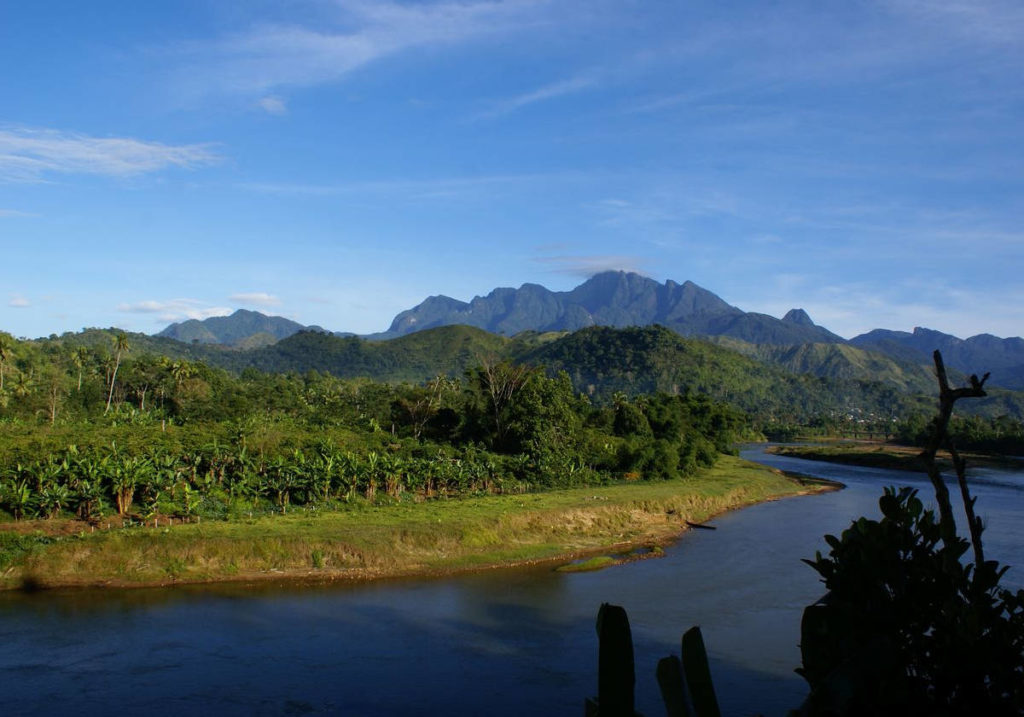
372, 271, 843, 346
851, 327, 1024, 390
157, 309, 325, 347
149, 273, 1024, 388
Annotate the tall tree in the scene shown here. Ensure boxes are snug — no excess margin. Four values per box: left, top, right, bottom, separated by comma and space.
72, 346, 91, 391
0, 333, 12, 392
105, 332, 130, 413
471, 357, 538, 447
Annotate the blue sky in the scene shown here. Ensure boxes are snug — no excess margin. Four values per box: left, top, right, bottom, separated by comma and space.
1, 0, 1021, 340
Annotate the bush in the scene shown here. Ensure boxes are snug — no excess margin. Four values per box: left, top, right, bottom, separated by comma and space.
798, 486, 1024, 716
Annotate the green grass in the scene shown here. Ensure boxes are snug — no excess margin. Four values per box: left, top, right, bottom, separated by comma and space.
2, 455, 824, 590
556, 556, 619, 573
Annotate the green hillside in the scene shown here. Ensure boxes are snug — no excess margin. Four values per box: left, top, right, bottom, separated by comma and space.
206, 325, 513, 381
518, 325, 929, 423
711, 338, 938, 394
11, 323, 1024, 427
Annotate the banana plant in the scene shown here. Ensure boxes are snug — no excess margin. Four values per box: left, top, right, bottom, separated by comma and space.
1, 478, 32, 521
363, 451, 379, 501
72, 453, 109, 520
109, 454, 152, 516
314, 443, 338, 502
338, 451, 360, 502
37, 482, 71, 519
266, 455, 294, 513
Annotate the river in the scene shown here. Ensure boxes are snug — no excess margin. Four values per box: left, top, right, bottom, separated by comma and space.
2, 447, 1022, 716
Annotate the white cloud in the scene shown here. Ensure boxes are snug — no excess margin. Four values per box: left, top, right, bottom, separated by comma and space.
0, 127, 219, 182
0, 208, 36, 218
534, 254, 649, 278
117, 299, 232, 323
172, 0, 546, 102
9, 295, 30, 308
477, 75, 599, 119
258, 96, 288, 115
744, 280, 1024, 341
229, 292, 281, 307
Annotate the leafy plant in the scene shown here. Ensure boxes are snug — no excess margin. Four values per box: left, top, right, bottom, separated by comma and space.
797, 352, 1024, 716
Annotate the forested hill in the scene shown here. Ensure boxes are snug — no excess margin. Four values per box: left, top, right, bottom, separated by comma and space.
218, 325, 511, 381
157, 309, 325, 347
201, 323, 910, 420
12, 323, 1024, 423
708, 338, 939, 394
516, 325, 927, 422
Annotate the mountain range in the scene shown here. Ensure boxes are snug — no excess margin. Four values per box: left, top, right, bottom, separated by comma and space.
153, 271, 1024, 389
375, 270, 844, 345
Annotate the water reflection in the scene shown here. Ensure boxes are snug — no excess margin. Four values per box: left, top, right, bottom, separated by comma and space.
2, 446, 1022, 716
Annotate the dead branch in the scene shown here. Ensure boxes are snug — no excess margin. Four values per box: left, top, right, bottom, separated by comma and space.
919, 350, 988, 565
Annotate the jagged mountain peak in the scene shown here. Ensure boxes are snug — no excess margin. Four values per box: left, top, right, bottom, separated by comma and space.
372, 272, 835, 345
782, 308, 815, 326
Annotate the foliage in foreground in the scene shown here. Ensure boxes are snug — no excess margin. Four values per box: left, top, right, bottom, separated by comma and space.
797, 352, 1024, 715
799, 487, 1024, 715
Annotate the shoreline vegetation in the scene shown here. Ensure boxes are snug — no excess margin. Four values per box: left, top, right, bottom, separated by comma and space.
767, 442, 1024, 472
0, 456, 835, 592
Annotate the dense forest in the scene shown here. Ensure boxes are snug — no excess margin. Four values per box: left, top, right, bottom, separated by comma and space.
0, 330, 747, 523
2, 324, 1021, 523
40, 323, 1024, 421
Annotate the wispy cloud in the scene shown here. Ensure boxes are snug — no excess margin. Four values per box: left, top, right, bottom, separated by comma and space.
117, 299, 232, 323
477, 75, 598, 119
9, 295, 30, 308
746, 279, 1024, 340
236, 171, 575, 201
229, 292, 281, 307
0, 127, 219, 182
0, 208, 37, 218
257, 96, 288, 115
534, 254, 649, 278
170, 0, 546, 102
882, 0, 1024, 47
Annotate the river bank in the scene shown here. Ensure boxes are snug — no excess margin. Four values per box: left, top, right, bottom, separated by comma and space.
0, 455, 832, 591
766, 442, 1024, 473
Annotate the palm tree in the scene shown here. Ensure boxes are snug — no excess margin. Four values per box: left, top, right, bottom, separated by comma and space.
72, 346, 91, 391
10, 370, 34, 400
170, 360, 196, 388
105, 332, 130, 413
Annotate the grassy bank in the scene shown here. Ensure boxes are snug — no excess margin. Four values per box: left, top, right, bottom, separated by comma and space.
1, 456, 828, 591
767, 443, 1023, 472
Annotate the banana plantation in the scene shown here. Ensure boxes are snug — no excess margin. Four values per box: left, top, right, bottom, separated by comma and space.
0, 331, 745, 523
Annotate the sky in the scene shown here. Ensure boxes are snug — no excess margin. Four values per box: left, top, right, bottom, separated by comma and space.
1, 0, 1022, 341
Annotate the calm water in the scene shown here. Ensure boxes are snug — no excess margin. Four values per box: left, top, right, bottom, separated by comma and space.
2, 447, 1023, 716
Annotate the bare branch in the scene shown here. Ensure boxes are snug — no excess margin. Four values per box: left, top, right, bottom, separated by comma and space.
919, 350, 989, 567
